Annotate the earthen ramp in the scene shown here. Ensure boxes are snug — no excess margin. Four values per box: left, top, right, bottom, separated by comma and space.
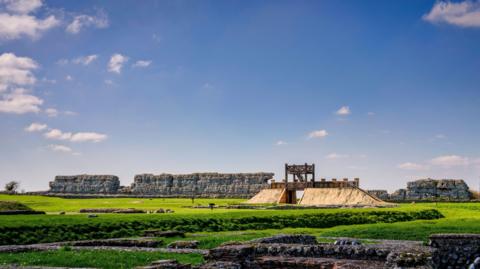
299, 187, 389, 206
245, 188, 284, 204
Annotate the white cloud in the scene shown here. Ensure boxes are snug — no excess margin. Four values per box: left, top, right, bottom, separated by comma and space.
104, 79, 113, 85
397, 162, 428, 171
108, 54, 128, 74
65, 75, 73, 81
367, 112, 375, 116
48, 144, 72, 153
24, 122, 47, 132
308, 129, 328, 139
44, 128, 107, 143
66, 11, 108, 34
132, 60, 152, 68
325, 153, 349, 159
0, 13, 59, 40
45, 107, 58, 117
0, 88, 43, 114
44, 128, 72, 140
70, 132, 107, 143
430, 155, 470, 167
276, 140, 287, 146
336, 106, 351, 116
64, 110, 77, 116
72, 54, 98, 65
423, 1, 480, 28
1, 0, 43, 14
435, 134, 447, 139
0, 53, 38, 91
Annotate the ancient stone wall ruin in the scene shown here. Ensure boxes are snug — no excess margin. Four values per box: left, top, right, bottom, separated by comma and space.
367, 178, 471, 201
130, 173, 273, 198
48, 173, 273, 198
49, 175, 120, 194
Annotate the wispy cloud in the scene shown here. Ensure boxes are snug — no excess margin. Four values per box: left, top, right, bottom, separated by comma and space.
423, 0, 480, 28
430, 155, 470, 167
48, 144, 72, 153
336, 106, 350, 116
275, 140, 287, 146
308, 129, 328, 139
397, 162, 428, 171
24, 122, 47, 132
66, 11, 109, 34
44, 128, 107, 143
132, 60, 152, 68
72, 54, 98, 65
108, 54, 128, 74
325, 153, 349, 159
45, 107, 58, 117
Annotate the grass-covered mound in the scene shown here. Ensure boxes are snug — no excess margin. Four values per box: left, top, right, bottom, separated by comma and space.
0, 201, 32, 211
0, 209, 442, 245
0, 249, 203, 269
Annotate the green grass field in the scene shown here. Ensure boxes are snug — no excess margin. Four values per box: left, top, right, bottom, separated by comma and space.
0, 249, 203, 269
1, 195, 480, 268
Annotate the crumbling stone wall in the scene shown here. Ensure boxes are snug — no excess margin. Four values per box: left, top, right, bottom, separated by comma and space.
430, 233, 480, 268
367, 190, 390, 200
130, 173, 273, 198
387, 179, 471, 201
405, 179, 470, 200
49, 175, 120, 194
375, 179, 471, 201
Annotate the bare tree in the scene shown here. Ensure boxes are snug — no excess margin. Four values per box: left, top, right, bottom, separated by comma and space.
4, 181, 19, 193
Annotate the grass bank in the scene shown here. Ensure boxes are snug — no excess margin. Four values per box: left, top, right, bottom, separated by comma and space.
0, 249, 203, 269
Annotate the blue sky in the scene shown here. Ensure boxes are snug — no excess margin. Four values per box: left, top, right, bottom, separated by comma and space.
0, 0, 479, 192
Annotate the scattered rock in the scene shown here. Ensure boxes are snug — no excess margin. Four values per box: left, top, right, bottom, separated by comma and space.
136, 259, 191, 269
250, 234, 318, 245
167, 240, 199, 249
156, 208, 165, 213
143, 230, 185, 238
87, 214, 98, 218
334, 239, 362, 246
59, 211, 65, 215
69, 238, 162, 248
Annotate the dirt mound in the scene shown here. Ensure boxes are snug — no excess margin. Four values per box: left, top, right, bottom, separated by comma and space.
245, 188, 284, 204
299, 187, 389, 206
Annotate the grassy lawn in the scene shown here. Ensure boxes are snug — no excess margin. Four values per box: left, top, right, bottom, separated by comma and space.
0, 196, 480, 268
0, 194, 245, 214
0, 249, 203, 269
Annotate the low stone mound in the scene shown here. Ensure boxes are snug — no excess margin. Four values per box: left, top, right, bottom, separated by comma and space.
249, 234, 317, 245
143, 230, 185, 238
244, 188, 284, 204
299, 187, 390, 206
79, 208, 145, 213
69, 238, 162, 248
167, 240, 199, 249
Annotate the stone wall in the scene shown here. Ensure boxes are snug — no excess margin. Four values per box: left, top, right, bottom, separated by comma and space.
369, 179, 471, 201
429, 233, 480, 268
367, 190, 390, 200
405, 179, 470, 200
130, 173, 273, 198
49, 175, 120, 194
